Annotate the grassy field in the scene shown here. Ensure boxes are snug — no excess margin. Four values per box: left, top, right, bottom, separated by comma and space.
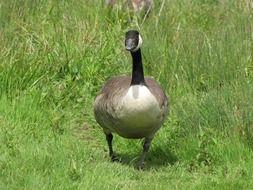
1, 0, 253, 189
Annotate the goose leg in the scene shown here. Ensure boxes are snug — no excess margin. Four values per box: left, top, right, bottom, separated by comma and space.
138, 137, 153, 170
106, 133, 118, 161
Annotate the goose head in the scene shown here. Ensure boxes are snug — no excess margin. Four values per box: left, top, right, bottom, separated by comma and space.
125, 30, 143, 52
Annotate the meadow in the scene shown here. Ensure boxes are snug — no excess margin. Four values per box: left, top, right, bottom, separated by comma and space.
0, 0, 253, 189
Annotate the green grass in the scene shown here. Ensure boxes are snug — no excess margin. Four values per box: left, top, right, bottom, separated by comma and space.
1, 0, 253, 189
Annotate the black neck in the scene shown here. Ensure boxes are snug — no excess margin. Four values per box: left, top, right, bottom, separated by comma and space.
130, 49, 145, 85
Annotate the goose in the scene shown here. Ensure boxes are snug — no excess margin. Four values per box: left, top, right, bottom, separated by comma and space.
94, 30, 168, 169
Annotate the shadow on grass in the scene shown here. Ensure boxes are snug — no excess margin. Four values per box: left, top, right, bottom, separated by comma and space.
115, 145, 178, 170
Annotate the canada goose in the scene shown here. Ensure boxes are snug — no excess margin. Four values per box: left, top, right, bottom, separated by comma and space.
94, 30, 168, 169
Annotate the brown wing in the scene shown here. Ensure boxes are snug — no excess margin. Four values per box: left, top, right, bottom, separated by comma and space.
99, 76, 131, 98
145, 77, 169, 118
93, 76, 131, 133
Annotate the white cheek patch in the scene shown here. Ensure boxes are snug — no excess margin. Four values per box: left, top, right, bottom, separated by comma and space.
132, 34, 143, 52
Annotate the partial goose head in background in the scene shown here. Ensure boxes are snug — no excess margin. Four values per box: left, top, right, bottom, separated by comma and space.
105, 0, 153, 16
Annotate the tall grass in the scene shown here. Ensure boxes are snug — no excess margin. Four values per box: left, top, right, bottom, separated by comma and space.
0, 0, 253, 189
